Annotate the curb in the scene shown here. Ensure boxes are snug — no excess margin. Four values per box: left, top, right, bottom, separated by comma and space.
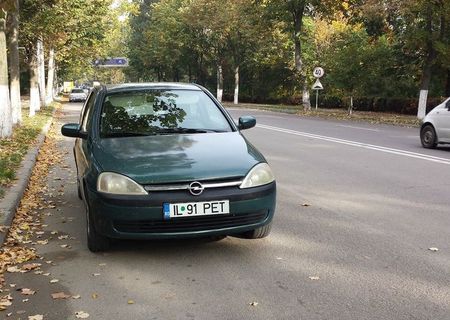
0, 109, 55, 246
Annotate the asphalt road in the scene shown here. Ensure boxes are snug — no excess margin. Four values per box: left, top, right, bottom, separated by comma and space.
4, 103, 450, 320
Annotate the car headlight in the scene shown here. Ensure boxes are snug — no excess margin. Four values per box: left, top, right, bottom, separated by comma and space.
240, 163, 275, 189
97, 172, 147, 195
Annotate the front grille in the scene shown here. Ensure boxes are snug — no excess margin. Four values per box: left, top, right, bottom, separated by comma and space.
113, 211, 268, 233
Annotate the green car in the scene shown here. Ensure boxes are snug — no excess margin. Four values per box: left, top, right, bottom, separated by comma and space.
61, 83, 276, 252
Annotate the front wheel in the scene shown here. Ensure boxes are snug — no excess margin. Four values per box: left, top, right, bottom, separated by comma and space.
421, 125, 437, 149
236, 222, 272, 239
84, 198, 110, 252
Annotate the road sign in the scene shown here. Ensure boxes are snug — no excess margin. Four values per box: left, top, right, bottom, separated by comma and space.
312, 79, 323, 90
93, 57, 129, 68
313, 67, 324, 78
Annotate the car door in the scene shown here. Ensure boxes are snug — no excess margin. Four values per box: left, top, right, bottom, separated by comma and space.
74, 91, 96, 187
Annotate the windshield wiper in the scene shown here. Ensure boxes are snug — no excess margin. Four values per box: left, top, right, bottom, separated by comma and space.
103, 132, 157, 138
157, 128, 214, 134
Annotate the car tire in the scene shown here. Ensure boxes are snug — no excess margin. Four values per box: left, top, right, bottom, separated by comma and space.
236, 222, 272, 239
421, 124, 438, 149
84, 196, 110, 252
77, 179, 82, 200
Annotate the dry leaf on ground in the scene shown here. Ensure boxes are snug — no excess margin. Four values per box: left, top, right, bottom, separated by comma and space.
28, 315, 43, 320
51, 292, 71, 299
20, 288, 36, 295
75, 311, 90, 318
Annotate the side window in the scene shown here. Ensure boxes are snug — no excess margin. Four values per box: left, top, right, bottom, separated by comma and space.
80, 92, 96, 132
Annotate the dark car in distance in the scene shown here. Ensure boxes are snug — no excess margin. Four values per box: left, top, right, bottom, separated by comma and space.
61, 83, 276, 252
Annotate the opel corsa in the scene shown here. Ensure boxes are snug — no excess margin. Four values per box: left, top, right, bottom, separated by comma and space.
61, 83, 276, 252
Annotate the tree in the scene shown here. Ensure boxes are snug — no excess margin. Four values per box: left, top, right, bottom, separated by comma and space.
0, 8, 12, 138
6, 0, 21, 124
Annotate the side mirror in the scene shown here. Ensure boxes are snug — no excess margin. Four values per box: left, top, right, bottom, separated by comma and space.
446, 100, 450, 110
61, 123, 87, 139
238, 116, 256, 130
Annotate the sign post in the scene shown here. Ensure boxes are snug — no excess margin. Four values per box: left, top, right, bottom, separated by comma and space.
312, 67, 324, 110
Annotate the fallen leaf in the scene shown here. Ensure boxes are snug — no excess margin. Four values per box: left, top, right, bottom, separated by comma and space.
43, 273, 51, 276
275, 257, 283, 260
36, 240, 49, 245
49, 279, 59, 283
51, 292, 71, 299
91, 293, 98, 299
127, 300, 134, 304
28, 315, 43, 320
301, 203, 311, 207
6, 266, 21, 273
60, 244, 70, 248
50, 230, 58, 235
92, 273, 100, 277
75, 311, 90, 318
21, 288, 36, 295
308, 276, 320, 280
98, 263, 107, 267
58, 235, 69, 240
9, 284, 16, 288
428, 247, 439, 252
22, 263, 42, 271
22, 299, 29, 302
72, 295, 81, 299
249, 301, 258, 306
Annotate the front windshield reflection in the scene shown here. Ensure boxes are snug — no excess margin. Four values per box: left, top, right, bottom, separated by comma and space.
100, 89, 231, 137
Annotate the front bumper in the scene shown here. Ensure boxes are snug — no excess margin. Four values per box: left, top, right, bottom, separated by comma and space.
85, 182, 276, 239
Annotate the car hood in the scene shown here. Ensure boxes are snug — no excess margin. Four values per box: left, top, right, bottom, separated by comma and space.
93, 132, 265, 184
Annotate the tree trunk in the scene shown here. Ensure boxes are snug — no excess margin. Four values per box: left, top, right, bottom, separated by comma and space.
445, 70, 450, 97
417, 4, 435, 120
216, 63, 223, 102
292, 6, 305, 73
29, 52, 40, 116
302, 83, 311, 110
348, 96, 354, 115
7, 0, 21, 125
46, 48, 55, 105
37, 39, 45, 108
233, 65, 239, 105
0, 10, 12, 138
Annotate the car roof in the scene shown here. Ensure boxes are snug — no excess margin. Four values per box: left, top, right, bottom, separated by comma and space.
104, 82, 202, 94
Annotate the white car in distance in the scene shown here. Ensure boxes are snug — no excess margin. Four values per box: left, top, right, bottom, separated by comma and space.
420, 97, 450, 148
69, 88, 88, 102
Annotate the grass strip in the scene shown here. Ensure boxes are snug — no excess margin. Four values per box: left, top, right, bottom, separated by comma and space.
0, 105, 55, 198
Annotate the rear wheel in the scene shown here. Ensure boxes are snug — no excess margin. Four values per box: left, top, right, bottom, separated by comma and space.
84, 195, 110, 252
421, 125, 437, 149
236, 222, 272, 239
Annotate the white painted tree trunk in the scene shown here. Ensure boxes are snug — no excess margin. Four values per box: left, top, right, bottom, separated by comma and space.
417, 89, 428, 120
8, 0, 21, 125
0, 13, 12, 138
302, 87, 311, 110
46, 48, 55, 105
29, 53, 40, 116
37, 39, 45, 108
348, 96, 354, 115
216, 64, 223, 102
233, 65, 239, 105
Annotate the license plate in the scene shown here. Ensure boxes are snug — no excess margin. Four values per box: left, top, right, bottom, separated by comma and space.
163, 200, 230, 219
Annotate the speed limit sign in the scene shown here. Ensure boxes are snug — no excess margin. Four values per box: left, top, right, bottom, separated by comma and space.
313, 67, 324, 78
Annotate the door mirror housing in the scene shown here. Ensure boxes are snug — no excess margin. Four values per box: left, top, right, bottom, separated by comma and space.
238, 116, 256, 130
61, 123, 87, 139
445, 99, 450, 110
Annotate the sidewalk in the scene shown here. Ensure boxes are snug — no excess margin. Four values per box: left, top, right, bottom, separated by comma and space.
0, 99, 56, 246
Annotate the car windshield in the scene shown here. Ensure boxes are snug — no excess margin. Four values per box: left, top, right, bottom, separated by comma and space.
71, 89, 84, 93
99, 89, 232, 137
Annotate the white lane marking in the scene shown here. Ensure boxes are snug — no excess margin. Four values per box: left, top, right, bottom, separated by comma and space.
337, 125, 379, 132
256, 124, 450, 165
